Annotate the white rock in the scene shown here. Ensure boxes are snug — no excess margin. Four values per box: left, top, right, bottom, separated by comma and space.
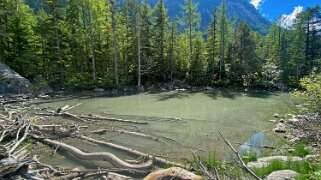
265, 170, 299, 180
269, 120, 277, 123
273, 113, 280, 118
247, 156, 302, 169
273, 123, 287, 133
288, 118, 300, 124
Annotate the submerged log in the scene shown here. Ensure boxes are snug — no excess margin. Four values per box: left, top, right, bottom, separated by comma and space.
79, 114, 148, 124
78, 135, 186, 168
92, 128, 158, 141
31, 135, 153, 170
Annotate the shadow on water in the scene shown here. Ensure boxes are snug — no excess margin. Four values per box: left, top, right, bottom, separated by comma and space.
204, 88, 282, 100
29, 88, 284, 107
155, 91, 194, 101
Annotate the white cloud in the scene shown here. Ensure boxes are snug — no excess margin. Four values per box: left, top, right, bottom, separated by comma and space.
250, 0, 264, 9
279, 6, 304, 28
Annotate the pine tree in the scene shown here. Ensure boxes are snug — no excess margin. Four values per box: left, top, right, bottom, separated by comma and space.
218, 0, 230, 81
206, 7, 218, 83
231, 22, 258, 86
152, 0, 168, 80
110, 0, 119, 87
181, 0, 200, 65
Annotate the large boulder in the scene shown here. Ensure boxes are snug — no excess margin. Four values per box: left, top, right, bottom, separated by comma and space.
265, 170, 299, 180
0, 63, 31, 94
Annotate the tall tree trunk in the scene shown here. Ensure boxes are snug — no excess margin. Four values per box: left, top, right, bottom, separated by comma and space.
169, 22, 175, 82
53, 4, 64, 87
305, 20, 310, 71
86, 1, 96, 81
15, 0, 19, 12
111, 0, 119, 87
137, 10, 141, 87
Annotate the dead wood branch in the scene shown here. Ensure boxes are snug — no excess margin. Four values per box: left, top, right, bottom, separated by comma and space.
91, 128, 158, 141
31, 134, 153, 170
78, 114, 148, 124
78, 135, 186, 168
218, 131, 262, 180
8, 124, 30, 154
190, 148, 216, 180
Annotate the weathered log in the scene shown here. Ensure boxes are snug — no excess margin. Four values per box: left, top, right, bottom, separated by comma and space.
56, 105, 70, 113
8, 124, 30, 154
33, 124, 88, 129
31, 135, 153, 170
78, 135, 186, 168
92, 128, 158, 141
78, 114, 148, 124
117, 130, 158, 141
144, 167, 202, 180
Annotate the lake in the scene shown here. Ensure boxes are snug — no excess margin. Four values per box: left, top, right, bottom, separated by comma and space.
31, 89, 289, 170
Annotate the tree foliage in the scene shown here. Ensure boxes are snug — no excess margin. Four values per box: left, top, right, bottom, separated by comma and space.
0, 1, 320, 90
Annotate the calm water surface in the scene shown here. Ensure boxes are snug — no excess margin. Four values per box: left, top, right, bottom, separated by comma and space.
32, 89, 289, 170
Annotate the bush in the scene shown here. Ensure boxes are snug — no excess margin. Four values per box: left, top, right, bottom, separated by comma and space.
292, 69, 321, 112
260, 60, 282, 88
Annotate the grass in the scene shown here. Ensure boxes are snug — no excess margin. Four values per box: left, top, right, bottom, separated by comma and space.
191, 151, 244, 179
253, 159, 321, 179
241, 152, 258, 164
287, 142, 312, 157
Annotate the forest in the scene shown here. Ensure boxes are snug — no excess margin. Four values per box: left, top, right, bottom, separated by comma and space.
0, 0, 320, 90
1, 0, 321, 179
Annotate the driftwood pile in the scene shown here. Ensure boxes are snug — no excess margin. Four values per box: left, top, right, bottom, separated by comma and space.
0, 95, 197, 179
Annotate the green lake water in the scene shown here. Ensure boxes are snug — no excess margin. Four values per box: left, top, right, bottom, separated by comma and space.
31, 89, 290, 170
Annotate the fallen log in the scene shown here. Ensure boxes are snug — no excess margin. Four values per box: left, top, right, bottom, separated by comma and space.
78, 135, 186, 168
8, 124, 30, 154
144, 167, 202, 180
35, 112, 86, 122
92, 129, 158, 141
79, 114, 148, 124
31, 134, 153, 170
117, 130, 158, 141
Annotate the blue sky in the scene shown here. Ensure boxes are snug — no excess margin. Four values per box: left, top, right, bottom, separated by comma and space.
250, 0, 320, 22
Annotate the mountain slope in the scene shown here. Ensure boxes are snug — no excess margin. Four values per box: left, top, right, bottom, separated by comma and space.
164, 0, 271, 33
26, 0, 271, 34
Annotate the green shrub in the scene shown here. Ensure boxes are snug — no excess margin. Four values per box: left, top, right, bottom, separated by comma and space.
292, 69, 321, 112
290, 142, 312, 157
254, 159, 321, 178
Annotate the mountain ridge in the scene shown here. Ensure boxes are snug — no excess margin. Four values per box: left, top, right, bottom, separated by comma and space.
26, 0, 271, 34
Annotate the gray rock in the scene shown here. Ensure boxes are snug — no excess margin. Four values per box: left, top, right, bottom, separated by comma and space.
288, 118, 300, 124
0, 63, 31, 94
265, 170, 299, 180
247, 156, 303, 169
273, 123, 287, 133
273, 113, 280, 118
289, 137, 301, 143
269, 119, 277, 123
